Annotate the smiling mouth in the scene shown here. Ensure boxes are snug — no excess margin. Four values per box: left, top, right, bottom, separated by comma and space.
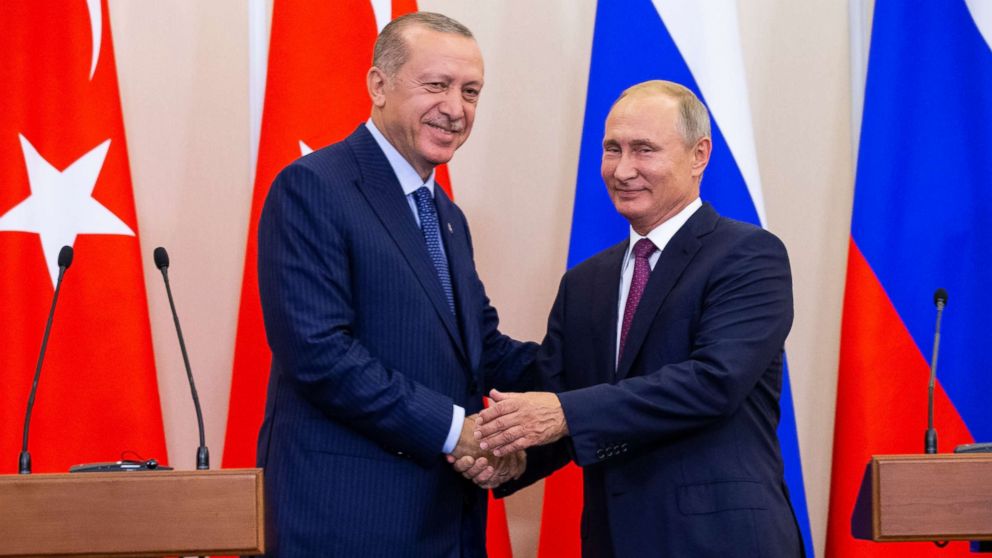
614, 188, 646, 197
430, 121, 453, 131
425, 120, 464, 136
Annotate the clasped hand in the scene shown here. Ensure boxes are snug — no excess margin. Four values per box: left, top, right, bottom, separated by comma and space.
447, 390, 568, 488
475, 389, 568, 456
447, 412, 526, 489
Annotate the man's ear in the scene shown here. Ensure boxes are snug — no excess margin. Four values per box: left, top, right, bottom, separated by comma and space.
691, 137, 712, 178
367, 66, 388, 108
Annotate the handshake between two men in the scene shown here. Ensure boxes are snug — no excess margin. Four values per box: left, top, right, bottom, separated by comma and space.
446, 389, 567, 489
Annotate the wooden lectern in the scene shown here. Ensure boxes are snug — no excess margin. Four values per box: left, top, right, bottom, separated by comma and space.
854, 454, 992, 542
0, 468, 264, 557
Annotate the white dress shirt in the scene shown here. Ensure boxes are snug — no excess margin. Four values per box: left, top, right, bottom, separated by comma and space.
615, 198, 703, 367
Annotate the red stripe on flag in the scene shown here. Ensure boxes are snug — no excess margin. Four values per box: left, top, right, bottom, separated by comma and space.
537, 463, 583, 557
0, 0, 167, 473
826, 239, 974, 556
488, 488, 515, 558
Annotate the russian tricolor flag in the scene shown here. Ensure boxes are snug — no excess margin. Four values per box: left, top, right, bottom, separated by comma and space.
827, 1, 992, 556
539, 1, 813, 555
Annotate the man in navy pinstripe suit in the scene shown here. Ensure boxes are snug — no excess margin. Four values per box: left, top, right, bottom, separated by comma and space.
255, 12, 536, 558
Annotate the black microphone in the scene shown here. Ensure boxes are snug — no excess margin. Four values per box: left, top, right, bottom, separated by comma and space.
154, 247, 209, 469
19, 245, 74, 474
925, 288, 948, 454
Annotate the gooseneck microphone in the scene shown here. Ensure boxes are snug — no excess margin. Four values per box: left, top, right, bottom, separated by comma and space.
925, 288, 948, 455
19, 245, 74, 474
154, 247, 209, 469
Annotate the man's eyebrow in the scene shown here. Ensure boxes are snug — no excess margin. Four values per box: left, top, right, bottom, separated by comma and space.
629, 138, 659, 148
602, 138, 660, 148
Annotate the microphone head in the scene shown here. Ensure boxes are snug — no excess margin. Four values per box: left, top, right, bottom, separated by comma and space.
934, 288, 948, 307
153, 247, 170, 270
57, 245, 73, 269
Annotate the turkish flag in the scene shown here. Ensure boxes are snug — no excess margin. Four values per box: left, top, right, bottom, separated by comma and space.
224, 2, 511, 555
0, 1, 168, 473
224, 0, 416, 469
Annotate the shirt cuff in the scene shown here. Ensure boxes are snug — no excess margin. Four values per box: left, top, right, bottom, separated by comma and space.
442, 404, 466, 454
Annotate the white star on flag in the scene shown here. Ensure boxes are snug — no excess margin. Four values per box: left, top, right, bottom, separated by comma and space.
0, 134, 134, 286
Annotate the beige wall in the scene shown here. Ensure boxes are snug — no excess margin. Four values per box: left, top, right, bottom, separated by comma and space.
110, 0, 250, 478
738, 2, 853, 553
110, 1, 853, 556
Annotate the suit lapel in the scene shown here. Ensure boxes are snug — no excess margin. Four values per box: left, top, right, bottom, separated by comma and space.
434, 189, 479, 370
346, 126, 466, 360
615, 204, 719, 379
592, 242, 627, 382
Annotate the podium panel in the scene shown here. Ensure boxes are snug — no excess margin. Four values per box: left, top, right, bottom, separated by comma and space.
0, 468, 264, 557
870, 454, 992, 541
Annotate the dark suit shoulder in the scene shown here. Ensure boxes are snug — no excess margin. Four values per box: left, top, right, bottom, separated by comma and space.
284, 137, 361, 188
709, 215, 789, 257
562, 239, 627, 282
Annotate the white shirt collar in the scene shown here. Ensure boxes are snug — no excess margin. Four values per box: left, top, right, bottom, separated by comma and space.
365, 119, 436, 197
624, 198, 703, 262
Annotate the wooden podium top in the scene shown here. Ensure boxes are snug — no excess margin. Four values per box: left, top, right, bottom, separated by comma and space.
868, 454, 992, 542
0, 468, 264, 557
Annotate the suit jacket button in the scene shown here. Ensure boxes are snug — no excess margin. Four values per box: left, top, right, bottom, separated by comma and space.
469, 381, 479, 395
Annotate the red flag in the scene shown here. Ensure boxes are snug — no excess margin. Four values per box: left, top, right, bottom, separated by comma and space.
0, 0, 167, 473
224, 2, 512, 553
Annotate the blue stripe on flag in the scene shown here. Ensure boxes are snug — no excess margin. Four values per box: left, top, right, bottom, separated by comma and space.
568, 0, 759, 268
568, 1, 813, 554
852, 0, 992, 442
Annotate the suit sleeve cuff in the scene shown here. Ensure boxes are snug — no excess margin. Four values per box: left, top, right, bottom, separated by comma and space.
442, 404, 465, 454
558, 387, 608, 466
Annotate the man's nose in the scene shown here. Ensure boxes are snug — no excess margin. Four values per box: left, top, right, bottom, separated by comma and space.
613, 152, 638, 181
437, 88, 466, 120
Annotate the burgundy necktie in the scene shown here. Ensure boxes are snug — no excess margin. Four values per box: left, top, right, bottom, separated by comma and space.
618, 238, 657, 363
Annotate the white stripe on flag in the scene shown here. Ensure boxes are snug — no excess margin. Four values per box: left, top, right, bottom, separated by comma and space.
371, 0, 393, 32
248, 0, 269, 189
849, 0, 871, 169
966, 0, 992, 52
652, 0, 766, 225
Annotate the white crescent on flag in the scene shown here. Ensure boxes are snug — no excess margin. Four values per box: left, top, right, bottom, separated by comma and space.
86, 0, 101, 79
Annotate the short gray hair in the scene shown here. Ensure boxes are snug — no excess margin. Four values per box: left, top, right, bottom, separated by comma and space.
615, 80, 711, 145
373, 12, 474, 77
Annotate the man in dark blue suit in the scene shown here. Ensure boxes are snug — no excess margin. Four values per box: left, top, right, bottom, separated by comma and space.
468, 81, 804, 557
256, 12, 534, 557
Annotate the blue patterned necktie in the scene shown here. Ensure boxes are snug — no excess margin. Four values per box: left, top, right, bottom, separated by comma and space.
412, 186, 455, 314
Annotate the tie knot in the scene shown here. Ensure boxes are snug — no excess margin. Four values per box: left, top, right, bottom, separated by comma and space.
413, 185, 433, 206
633, 238, 656, 260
